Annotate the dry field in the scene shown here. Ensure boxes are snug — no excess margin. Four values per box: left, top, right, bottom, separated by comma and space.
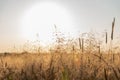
0, 18, 120, 80
0, 51, 120, 80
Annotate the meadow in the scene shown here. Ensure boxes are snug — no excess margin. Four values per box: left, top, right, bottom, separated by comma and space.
0, 50, 120, 80
0, 18, 120, 80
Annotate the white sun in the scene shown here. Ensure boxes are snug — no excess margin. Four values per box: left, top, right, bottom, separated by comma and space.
21, 2, 76, 45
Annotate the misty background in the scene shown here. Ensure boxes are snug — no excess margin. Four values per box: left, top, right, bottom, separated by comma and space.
0, 0, 120, 52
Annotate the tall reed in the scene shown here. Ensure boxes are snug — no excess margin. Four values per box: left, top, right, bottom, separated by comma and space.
82, 38, 84, 52
111, 18, 115, 40
106, 32, 108, 44
79, 38, 81, 50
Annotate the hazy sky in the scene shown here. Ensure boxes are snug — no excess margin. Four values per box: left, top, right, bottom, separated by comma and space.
0, 0, 120, 52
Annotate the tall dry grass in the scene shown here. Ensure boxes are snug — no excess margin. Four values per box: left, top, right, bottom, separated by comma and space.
0, 18, 119, 80
0, 53, 120, 80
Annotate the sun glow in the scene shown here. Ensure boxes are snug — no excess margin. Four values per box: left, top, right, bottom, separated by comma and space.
21, 2, 76, 45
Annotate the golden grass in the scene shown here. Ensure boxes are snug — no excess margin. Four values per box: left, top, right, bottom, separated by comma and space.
0, 52, 119, 80
0, 18, 119, 80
